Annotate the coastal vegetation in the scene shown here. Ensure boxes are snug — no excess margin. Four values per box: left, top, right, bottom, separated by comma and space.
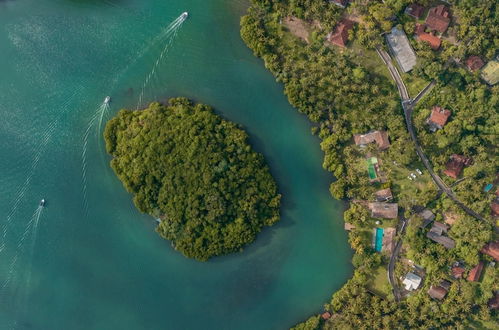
104, 98, 281, 261
241, 0, 498, 328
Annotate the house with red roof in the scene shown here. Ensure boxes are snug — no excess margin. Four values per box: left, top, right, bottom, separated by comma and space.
466, 56, 485, 71
405, 4, 425, 19
443, 155, 472, 179
427, 106, 451, 131
415, 23, 441, 50
481, 241, 499, 261
327, 19, 354, 48
425, 5, 451, 34
467, 261, 484, 282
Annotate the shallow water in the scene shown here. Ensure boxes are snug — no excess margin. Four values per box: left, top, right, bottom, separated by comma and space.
0, 1, 352, 329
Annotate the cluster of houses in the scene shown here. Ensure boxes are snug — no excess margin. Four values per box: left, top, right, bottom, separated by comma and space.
401, 240, 498, 302
406, 4, 451, 50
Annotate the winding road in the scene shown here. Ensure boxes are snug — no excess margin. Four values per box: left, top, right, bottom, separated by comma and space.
376, 47, 487, 300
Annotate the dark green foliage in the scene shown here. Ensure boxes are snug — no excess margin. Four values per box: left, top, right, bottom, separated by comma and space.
104, 98, 281, 261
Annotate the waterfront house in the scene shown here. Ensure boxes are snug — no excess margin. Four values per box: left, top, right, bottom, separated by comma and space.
386, 27, 417, 72
425, 5, 451, 34
326, 19, 354, 48
427, 106, 451, 131
353, 130, 390, 150
481, 241, 499, 261
443, 154, 472, 179
375, 188, 393, 202
369, 202, 398, 219
467, 261, 484, 282
321, 311, 332, 320
403, 272, 422, 291
466, 56, 485, 72
405, 3, 425, 19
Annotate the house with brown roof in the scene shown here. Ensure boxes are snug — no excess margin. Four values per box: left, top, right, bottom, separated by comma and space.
427, 106, 451, 131
327, 19, 354, 48
382, 227, 396, 254
427, 222, 455, 249
369, 202, 398, 219
425, 5, 451, 34
466, 56, 485, 72
353, 130, 390, 150
443, 155, 472, 179
467, 261, 484, 282
481, 241, 499, 261
428, 280, 451, 300
451, 265, 466, 279
375, 188, 393, 202
488, 293, 499, 310
405, 4, 425, 19
491, 201, 499, 218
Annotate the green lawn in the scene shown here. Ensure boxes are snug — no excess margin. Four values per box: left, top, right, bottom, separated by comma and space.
367, 265, 392, 298
349, 41, 394, 82
401, 72, 430, 99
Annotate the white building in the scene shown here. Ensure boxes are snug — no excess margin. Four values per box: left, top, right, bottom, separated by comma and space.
403, 272, 422, 291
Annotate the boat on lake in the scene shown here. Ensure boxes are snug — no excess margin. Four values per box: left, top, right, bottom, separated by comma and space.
104, 96, 111, 104
40, 199, 46, 207
181, 12, 188, 19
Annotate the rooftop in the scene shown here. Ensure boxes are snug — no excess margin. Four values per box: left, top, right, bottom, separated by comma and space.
353, 130, 390, 150
403, 272, 422, 291
375, 188, 393, 202
466, 56, 485, 71
451, 265, 465, 279
443, 155, 472, 179
425, 5, 451, 33
369, 202, 398, 219
405, 3, 425, 19
481, 57, 499, 85
327, 19, 354, 48
418, 31, 441, 50
428, 106, 451, 129
467, 261, 484, 282
386, 27, 417, 73
481, 241, 499, 261
428, 285, 448, 300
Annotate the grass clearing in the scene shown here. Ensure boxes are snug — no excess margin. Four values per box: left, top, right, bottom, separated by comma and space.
367, 265, 391, 298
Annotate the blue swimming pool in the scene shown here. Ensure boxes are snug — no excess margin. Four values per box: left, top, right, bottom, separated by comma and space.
375, 228, 384, 252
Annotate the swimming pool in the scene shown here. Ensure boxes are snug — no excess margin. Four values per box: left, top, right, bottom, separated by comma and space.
375, 228, 384, 252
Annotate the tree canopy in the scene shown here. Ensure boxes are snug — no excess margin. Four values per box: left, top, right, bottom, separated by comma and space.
104, 98, 281, 261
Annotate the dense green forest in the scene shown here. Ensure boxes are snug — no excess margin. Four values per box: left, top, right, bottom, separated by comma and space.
104, 98, 281, 261
241, 0, 498, 328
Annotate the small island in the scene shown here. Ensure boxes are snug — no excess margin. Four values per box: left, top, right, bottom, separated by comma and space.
104, 98, 281, 261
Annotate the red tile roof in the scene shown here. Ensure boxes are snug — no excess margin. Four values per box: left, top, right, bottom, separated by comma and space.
353, 130, 390, 150
426, 5, 451, 33
466, 56, 485, 71
405, 4, 425, 19
418, 32, 441, 50
451, 265, 465, 279
467, 261, 484, 282
321, 311, 332, 320
428, 106, 451, 128
481, 241, 499, 261
327, 19, 354, 48
443, 155, 472, 179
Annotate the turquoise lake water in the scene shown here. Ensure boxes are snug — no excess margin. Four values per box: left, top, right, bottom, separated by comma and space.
0, 1, 352, 329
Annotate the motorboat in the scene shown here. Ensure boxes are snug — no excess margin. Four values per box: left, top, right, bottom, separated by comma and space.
104, 96, 111, 104
181, 12, 188, 19
40, 199, 46, 207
